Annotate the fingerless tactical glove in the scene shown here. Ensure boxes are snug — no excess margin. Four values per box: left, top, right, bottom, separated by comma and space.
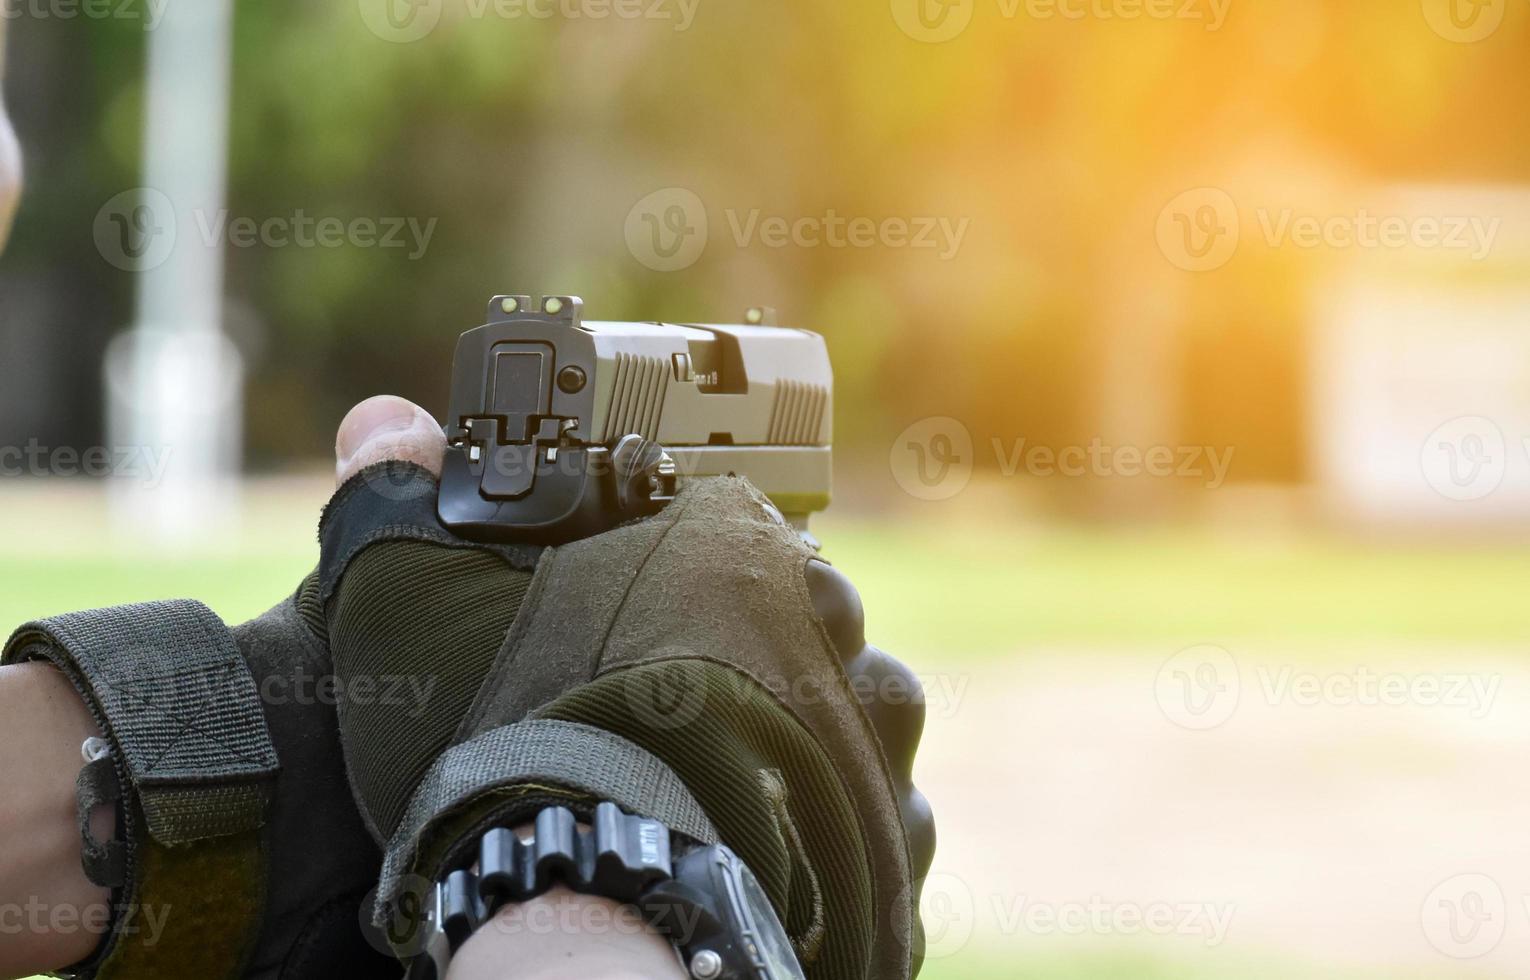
314, 462, 936, 980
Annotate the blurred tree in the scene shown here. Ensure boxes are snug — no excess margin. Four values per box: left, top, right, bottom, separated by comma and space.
2, 0, 1526, 498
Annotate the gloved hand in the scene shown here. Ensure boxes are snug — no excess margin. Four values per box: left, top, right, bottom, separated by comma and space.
0, 401, 461, 980
313, 397, 937, 980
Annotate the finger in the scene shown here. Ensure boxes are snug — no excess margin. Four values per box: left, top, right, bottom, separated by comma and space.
335, 395, 446, 487
805, 559, 936, 879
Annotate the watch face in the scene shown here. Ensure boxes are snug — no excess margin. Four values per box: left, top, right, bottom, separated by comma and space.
734, 860, 803, 977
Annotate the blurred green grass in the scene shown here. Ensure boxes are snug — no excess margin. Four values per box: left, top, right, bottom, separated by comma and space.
824, 518, 1530, 657
7, 515, 1527, 660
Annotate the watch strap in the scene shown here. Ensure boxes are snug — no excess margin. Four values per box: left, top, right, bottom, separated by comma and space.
378, 718, 719, 930
478, 802, 674, 912
407, 802, 677, 980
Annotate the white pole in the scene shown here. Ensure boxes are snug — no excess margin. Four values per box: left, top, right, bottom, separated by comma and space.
107, 0, 243, 546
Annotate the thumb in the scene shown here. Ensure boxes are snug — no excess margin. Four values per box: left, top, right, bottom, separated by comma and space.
335, 395, 446, 487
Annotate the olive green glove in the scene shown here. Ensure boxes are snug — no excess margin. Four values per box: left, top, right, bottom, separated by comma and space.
315, 461, 935, 979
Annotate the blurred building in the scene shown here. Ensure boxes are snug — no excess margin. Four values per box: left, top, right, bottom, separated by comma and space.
1311, 186, 1530, 527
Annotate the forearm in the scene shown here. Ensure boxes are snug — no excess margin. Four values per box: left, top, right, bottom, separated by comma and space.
446, 887, 685, 980
0, 663, 113, 978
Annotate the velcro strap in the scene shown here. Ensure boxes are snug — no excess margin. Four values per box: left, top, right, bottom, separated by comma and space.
377, 719, 719, 923
3, 600, 279, 846
317, 461, 542, 607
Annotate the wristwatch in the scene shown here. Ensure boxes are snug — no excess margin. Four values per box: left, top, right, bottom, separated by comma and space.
405, 802, 806, 980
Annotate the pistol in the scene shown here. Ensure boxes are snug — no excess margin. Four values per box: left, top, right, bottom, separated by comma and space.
437, 295, 832, 544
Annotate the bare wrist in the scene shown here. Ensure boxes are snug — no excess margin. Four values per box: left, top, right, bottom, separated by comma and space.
445, 885, 685, 980
0, 662, 113, 976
